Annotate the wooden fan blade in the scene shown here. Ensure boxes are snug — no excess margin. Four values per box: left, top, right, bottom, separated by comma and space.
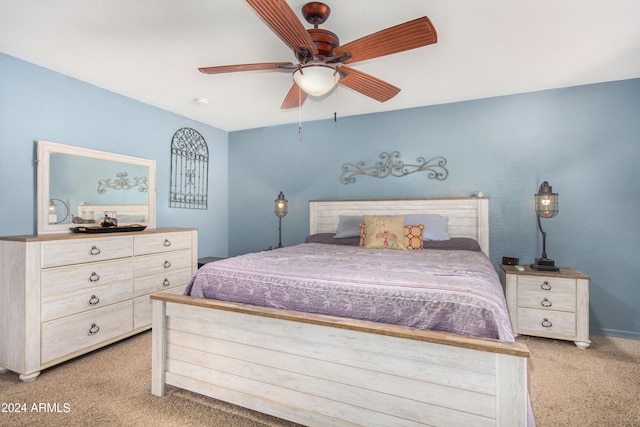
199, 62, 294, 74
246, 0, 318, 56
334, 16, 437, 64
338, 66, 400, 103
281, 83, 308, 109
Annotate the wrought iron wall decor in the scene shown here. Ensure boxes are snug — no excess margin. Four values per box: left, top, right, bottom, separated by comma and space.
97, 172, 148, 194
340, 151, 448, 185
170, 127, 209, 210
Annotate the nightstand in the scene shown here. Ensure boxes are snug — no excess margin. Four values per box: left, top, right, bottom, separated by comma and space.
500, 265, 590, 349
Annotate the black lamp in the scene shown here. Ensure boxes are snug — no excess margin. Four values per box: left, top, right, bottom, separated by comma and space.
531, 181, 560, 271
274, 191, 288, 248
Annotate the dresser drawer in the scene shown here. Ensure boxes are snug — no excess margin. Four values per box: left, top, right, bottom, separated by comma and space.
133, 249, 192, 277
41, 280, 133, 322
41, 300, 133, 363
134, 232, 192, 256
517, 289, 576, 312
134, 267, 192, 297
41, 259, 134, 297
517, 307, 576, 337
42, 236, 134, 268
133, 285, 187, 329
516, 275, 576, 294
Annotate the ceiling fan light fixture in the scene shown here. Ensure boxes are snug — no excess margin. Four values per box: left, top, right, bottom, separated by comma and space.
293, 63, 339, 97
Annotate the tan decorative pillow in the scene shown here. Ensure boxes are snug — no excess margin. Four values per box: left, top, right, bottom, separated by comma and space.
362, 215, 406, 250
360, 223, 424, 250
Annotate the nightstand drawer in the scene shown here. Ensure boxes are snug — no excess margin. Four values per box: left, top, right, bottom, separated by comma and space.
517, 276, 576, 294
517, 307, 576, 337
517, 290, 576, 312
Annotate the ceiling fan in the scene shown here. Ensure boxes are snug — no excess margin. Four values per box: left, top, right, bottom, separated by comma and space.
198, 0, 437, 109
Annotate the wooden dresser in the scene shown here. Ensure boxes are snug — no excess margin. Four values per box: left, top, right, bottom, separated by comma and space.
0, 228, 197, 381
500, 264, 590, 349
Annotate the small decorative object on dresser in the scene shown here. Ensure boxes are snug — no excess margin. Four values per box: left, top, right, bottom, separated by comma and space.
500, 264, 590, 349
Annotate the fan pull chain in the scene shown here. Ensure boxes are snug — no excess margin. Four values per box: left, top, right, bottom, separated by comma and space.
298, 87, 303, 142
333, 86, 337, 122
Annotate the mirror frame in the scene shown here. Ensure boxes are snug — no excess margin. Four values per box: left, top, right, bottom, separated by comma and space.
37, 140, 156, 234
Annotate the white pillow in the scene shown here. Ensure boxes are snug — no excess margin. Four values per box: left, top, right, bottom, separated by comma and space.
404, 214, 450, 241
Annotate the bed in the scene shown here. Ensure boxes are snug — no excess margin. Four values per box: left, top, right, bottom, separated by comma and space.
151, 198, 532, 426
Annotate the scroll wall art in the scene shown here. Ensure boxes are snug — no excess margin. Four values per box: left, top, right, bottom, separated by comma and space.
340, 151, 448, 185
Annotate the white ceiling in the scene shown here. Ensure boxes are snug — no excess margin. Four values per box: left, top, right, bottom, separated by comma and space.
1, 0, 639, 132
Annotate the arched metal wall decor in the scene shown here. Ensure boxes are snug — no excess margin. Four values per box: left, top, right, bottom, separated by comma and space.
169, 128, 209, 209
340, 151, 448, 185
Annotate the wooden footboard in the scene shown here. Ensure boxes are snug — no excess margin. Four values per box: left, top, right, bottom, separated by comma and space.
151, 293, 530, 427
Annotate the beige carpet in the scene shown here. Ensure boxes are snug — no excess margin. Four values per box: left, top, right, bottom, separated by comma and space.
523, 334, 640, 427
1, 332, 638, 426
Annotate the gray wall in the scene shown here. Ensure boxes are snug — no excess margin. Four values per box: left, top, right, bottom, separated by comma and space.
0, 53, 229, 259
228, 78, 640, 339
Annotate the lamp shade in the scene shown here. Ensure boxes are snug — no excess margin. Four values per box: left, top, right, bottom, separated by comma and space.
535, 181, 558, 218
274, 191, 288, 218
292, 63, 340, 97
48, 200, 58, 224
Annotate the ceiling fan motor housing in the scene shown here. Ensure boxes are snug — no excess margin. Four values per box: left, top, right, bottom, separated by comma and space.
297, 2, 339, 62
299, 28, 339, 62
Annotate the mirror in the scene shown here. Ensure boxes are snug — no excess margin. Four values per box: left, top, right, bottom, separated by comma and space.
37, 140, 156, 234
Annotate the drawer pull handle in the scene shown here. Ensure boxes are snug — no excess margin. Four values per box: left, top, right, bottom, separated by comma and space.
163, 239, 171, 247
88, 323, 100, 335
541, 318, 553, 328
89, 272, 100, 283
89, 246, 101, 256
540, 281, 552, 291
541, 298, 552, 308
88, 295, 100, 306
164, 260, 171, 268
163, 278, 170, 287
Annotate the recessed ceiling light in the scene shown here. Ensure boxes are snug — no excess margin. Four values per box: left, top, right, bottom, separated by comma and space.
194, 97, 209, 106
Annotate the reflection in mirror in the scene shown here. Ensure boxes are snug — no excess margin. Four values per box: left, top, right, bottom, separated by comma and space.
37, 140, 156, 234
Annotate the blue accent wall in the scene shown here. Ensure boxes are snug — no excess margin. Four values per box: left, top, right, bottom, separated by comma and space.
0, 53, 229, 259
229, 79, 640, 339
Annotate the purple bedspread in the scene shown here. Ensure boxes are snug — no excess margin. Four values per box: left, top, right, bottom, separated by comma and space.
185, 243, 515, 341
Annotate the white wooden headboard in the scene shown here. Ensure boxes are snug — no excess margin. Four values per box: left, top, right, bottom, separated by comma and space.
309, 197, 490, 256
